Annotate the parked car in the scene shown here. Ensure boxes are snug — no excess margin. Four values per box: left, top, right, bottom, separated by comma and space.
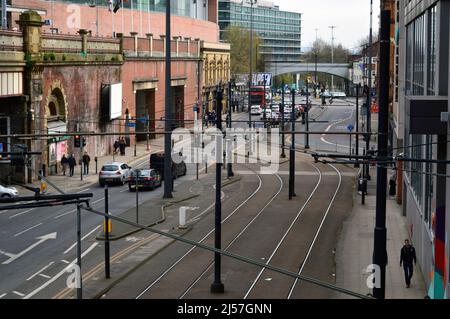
99, 162, 132, 186
250, 105, 262, 116
150, 152, 187, 180
0, 184, 18, 198
260, 109, 273, 121
128, 169, 162, 191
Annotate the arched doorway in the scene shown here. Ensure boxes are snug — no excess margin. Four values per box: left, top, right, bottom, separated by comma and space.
46, 86, 68, 175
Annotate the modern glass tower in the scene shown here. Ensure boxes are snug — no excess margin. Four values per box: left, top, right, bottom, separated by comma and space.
218, 0, 302, 63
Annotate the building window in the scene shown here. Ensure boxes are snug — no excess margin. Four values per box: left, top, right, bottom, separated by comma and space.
427, 5, 437, 95
406, 134, 425, 210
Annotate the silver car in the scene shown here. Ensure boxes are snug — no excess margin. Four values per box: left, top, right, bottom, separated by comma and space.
0, 184, 19, 198
99, 162, 132, 186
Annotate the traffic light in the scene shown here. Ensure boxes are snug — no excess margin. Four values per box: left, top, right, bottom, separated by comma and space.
82, 137, 87, 147
362, 133, 370, 143
74, 135, 81, 148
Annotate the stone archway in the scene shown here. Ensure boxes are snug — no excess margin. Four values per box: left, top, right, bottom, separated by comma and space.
45, 81, 68, 175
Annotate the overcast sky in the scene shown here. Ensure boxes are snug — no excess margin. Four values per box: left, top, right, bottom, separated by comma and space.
272, 0, 381, 51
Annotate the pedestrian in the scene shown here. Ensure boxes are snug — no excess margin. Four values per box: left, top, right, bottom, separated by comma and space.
113, 139, 120, 154
389, 169, 397, 197
82, 151, 91, 175
68, 154, 76, 177
204, 113, 209, 128
400, 239, 417, 288
119, 137, 126, 156
61, 154, 69, 176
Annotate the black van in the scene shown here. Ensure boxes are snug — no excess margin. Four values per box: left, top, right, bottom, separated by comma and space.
150, 152, 187, 180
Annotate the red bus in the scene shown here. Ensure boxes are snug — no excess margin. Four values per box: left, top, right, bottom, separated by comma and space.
249, 86, 266, 108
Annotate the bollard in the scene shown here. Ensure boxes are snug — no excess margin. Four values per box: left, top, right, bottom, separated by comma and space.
179, 207, 187, 229
95, 157, 98, 174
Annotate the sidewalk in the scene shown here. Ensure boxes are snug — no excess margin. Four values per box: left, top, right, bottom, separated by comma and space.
22, 111, 250, 194
335, 167, 427, 299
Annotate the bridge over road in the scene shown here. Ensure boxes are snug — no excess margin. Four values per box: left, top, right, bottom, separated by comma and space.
267, 63, 351, 80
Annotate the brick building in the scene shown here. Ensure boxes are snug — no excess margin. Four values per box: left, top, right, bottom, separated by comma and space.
0, 1, 229, 183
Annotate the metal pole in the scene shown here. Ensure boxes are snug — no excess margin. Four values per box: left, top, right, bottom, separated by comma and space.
372, 10, 390, 300
80, 135, 83, 182
281, 81, 286, 158
76, 204, 83, 299
329, 26, 336, 90
289, 89, 296, 200
248, 0, 255, 130
314, 53, 318, 98
355, 84, 360, 167
227, 81, 234, 178
362, 148, 366, 205
104, 186, 110, 279
1, 0, 7, 29
146, 113, 150, 151
135, 169, 139, 224
163, 0, 173, 199
366, 0, 373, 181
305, 79, 310, 149
211, 85, 224, 294
96, 0, 99, 37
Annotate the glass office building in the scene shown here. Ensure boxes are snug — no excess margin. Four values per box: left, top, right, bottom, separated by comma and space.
55, 0, 194, 18
218, 0, 302, 63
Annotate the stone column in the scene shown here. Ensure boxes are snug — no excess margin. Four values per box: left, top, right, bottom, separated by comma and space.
194, 38, 201, 58
78, 29, 89, 55
184, 37, 191, 57
146, 33, 153, 57
160, 35, 166, 55
117, 33, 124, 54
16, 11, 45, 183
130, 31, 138, 55
173, 36, 180, 57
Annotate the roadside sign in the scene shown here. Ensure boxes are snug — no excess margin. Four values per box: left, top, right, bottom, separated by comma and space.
138, 117, 147, 124
126, 122, 136, 128
0, 143, 3, 153
347, 124, 354, 132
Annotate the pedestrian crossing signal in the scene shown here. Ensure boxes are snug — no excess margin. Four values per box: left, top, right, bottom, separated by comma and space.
74, 135, 81, 148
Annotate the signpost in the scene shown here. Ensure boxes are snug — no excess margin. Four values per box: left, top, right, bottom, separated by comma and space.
347, 124, 354, 156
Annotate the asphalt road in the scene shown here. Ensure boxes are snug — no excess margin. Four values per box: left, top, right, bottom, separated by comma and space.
0, 154, 199, 299
0, 101, 358, 299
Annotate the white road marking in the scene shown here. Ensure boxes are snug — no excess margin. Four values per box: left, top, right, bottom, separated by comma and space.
23, 243, 98, 299
13, 291, 25, 297
13, 223, 43, 237
0, 210, 8, 215
91, 197, 105, 205
9, 209, 34, 219
76, 188, 90, 194
0, 249, 14, 258
3, 233, 57, 265
0, 293, 6, 298
26, 261, 55, 281
39, 274, 51, 279
63, 225, 101, 255
120, 189, 129, 193
61, 260, 70, 264
54, 209, 76, 219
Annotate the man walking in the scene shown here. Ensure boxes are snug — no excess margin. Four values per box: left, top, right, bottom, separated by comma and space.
82, 151, 91, 175
68, 154, 76, 177
119, 137, 126, 156
61, 154, 69, 176
400, 239, 417, 288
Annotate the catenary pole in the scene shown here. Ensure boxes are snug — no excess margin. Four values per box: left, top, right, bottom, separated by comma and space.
372, 9, 390, 300
163, 0, 173, 198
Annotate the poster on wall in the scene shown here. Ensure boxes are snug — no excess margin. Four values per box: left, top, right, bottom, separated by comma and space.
57, 141, 67, 162
49, 143, 57, 165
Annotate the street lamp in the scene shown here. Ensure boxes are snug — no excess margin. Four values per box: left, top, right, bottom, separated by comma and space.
328, 26, 337, 91
163, 0, 173, 199
242, 0, 257, 130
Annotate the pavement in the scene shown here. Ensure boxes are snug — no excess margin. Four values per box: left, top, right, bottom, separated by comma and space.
334, 166, 427, 299
25, 141, 165, 195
